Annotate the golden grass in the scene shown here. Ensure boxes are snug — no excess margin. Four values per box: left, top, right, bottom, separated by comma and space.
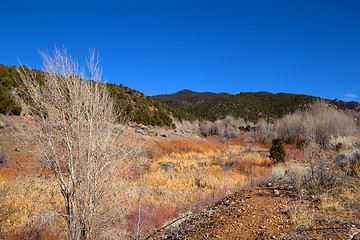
153, 139, 226, 159
289, 206, 314, 231
130, 140, 273, 234
0, 138, 273, 238
0, 176, 64, 238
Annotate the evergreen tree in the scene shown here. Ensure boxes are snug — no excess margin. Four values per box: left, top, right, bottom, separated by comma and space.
269, 138, 286, 163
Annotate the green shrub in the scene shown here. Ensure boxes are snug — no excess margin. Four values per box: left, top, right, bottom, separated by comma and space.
269, 138, 286, 162
335, 142, 343, 152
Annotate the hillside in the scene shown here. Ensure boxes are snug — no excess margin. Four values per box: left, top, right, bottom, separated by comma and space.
0, 64, 196, 127
153, 89, 230, 108
184, 92, 321, 122
155, 90, 360, 123
3, 64, 359, 126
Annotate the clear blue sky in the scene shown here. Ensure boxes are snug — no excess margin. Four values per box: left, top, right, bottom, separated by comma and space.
1, 1, 359, 101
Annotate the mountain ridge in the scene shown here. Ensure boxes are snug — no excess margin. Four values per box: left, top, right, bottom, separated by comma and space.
154, 89, 360, 122
2, 63, 359, 126
153, 89, 230, 108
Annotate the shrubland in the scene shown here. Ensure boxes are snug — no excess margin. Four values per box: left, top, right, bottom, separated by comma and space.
270, 139, 360, 232
0, 48, 359, 239
174, 101, 360, 233
0, 131, 275, 239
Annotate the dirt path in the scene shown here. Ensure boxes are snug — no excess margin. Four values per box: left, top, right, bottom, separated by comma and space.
149, 186, 356, 239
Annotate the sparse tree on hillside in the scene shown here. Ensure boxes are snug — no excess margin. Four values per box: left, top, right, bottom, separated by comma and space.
18, 48, 135, 239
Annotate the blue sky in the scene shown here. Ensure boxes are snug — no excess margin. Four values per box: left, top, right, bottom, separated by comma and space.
1, 1, 359, 101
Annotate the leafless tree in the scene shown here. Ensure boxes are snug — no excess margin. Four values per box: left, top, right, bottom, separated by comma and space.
255, 119, 276, 143
276, 101, 356, 147
200, 120, 215, 136
18, 47, 135, 239
173, 119, 200, 134
196, 116, 249, 137
277, 113, 306, 145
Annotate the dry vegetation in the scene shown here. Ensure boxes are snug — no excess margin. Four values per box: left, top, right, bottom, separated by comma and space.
270, 138, 360, 234
0, 48, 359, 239
1, 99, 359, 239
126, 138, 274, 237
0, 124, 276, 239
1, 101, 359, 239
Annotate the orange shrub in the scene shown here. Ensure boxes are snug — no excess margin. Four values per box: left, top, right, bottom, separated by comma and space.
156, 139, 226, 156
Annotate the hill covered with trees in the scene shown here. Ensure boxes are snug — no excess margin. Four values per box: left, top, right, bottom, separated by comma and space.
0, 64, 24, 115
3, 64, 359, 127
185, 92, 320, 122
153, 89, 230, 107
155, 90, 360, 123
0, 64, 196, 127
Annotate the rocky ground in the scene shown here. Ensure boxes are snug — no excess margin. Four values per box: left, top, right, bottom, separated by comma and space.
149, 186, 359, 240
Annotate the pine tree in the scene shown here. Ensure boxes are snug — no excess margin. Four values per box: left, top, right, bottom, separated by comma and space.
269, 138, 286, 163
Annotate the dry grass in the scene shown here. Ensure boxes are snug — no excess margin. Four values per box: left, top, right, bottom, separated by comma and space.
289, 206, 314, 232
0, 137, 273, 238
271, 142, 360, 231
128, 139, 273, 235
0, 176, 64, 238
155, 139, 226, 155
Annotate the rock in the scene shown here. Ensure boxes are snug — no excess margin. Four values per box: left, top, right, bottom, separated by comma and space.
140, 125, 149, 131
160, 133, 168, 138
351, 232, 360, 240
281, 209, 289, 215
135, 129, 147, 135
113, 125, 124, 134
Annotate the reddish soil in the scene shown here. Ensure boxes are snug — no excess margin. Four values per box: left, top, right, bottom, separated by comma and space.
149, 186, 358, 239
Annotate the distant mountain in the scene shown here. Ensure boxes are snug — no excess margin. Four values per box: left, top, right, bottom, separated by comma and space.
330, 99, 360, 111
184, 91, 320, 122
155, 90, 360, 123
4, 65, 358, 126
153, 89, 230, 108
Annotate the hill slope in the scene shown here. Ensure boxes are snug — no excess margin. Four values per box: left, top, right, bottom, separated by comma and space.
0, 64, 195, 127
155, 90, 360, 123
185, 91, 320, 122
153, 89, 230, 108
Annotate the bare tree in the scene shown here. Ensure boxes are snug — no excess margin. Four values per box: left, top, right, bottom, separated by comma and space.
18, 47, 134, 239
276, 101, 356, 147
255, 119, 276, 143
173, 119, 200, 134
